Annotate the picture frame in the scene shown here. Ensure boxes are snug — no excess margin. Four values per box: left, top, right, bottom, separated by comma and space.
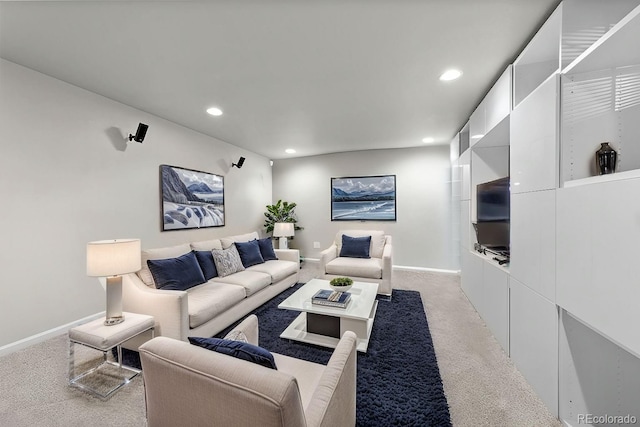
331, 175, 396, 221
160, 164, 225, 231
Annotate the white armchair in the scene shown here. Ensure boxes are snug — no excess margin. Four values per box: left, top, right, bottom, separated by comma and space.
319, 230, 392, 296
139, 315, 357, 427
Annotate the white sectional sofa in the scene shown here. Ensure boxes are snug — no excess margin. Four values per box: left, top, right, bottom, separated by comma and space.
122, 231, 299, 345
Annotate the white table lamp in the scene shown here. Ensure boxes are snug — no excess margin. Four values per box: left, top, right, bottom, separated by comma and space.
87, 239, 141, 326
273, 223, 295, 249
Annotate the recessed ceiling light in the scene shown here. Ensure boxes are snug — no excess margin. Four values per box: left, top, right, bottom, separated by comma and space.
422, 137, 435, 143
206, 107, 223, 116
471, 134, 484, 139
439, 69, 462, 81
285, 148, 296, 154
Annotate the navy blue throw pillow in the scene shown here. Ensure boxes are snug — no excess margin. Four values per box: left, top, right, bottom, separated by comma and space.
194, 250, 218, 280
188, 336, 277, 369
147, 252, 206, 291
340, 234, 372, 258
257, 237, 278, 261
235, 239, 265, 268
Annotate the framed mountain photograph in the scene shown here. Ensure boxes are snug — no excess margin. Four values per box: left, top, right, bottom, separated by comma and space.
331, 175, 396, 221
160, 164, 225, 231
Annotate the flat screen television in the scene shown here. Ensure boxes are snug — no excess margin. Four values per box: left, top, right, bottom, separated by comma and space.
475, 176, 510, 251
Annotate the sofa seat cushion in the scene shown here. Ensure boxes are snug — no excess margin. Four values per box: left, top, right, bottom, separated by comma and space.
325, 257, 382, 279
187, 282, 246, 329
211, 271, 272, 296
273, 352, 325, 409
248, 260, 298, 283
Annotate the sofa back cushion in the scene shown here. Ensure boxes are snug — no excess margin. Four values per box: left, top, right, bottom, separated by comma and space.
335, 230, 386, 258
190, 238, 223, 251
147, 251, 206, 291
220, 231, 260, 249
138, 243, 192, 287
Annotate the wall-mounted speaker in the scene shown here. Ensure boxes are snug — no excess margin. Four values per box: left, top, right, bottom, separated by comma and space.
232, 156, 246, 168
129, 123, 148, 143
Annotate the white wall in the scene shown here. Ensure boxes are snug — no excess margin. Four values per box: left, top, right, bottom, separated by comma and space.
272, 146, 456, 270
0, 59, 272, 348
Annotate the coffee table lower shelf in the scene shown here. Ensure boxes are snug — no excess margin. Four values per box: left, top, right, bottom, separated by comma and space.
280, 301, 378, 353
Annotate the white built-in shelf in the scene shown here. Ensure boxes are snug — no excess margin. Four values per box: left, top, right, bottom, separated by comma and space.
471, 115, 509, 150
563, 168, 640, 188
562, 4, 640, 75
561, 4, 640, 186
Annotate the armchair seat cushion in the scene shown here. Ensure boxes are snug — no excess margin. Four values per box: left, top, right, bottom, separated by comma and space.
325, 257, 382, 279
274, 353, 325, 408
248, 260, 299, 283
187, 282, 246, 328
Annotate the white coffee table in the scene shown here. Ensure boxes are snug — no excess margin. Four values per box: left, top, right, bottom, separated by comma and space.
278, 278, 379, 352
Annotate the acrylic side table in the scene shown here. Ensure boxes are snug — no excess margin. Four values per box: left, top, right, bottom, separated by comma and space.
68, 312, 154, 399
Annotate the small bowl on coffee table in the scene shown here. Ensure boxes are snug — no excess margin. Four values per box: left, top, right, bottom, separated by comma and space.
329, 277, 353, 293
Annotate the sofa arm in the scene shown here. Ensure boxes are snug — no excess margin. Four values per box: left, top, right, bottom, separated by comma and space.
122, 273, 189, 341
226, 314, 259, 346
305, 331, 357, 427
275, 248, 300, 265
319, 245, 338, 272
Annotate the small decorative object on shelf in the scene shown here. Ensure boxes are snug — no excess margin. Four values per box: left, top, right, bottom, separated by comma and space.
595, 142, 617, 175
329, 277, 353, 292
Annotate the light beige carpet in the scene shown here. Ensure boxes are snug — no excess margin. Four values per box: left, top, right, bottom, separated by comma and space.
0, 262, 560, 426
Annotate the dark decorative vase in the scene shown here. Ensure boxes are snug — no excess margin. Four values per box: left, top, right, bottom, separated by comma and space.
595, 142, 617, 175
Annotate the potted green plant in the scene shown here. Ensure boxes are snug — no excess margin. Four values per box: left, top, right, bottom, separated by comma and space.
329, 277, 353, 292
263, 200, 304, 235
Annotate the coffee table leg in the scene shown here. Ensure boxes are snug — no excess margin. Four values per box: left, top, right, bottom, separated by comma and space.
307, 313, 340, 338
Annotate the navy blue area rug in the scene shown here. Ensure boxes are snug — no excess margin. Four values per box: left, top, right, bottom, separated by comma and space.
123, 284, 451, 426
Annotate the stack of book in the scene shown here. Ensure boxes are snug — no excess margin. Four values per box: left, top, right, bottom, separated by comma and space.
311, 289, 352, 308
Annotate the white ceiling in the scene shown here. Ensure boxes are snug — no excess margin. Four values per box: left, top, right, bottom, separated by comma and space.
0, 1, 560, 159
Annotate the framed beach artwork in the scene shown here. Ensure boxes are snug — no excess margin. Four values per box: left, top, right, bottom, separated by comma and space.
160, 164, 225, 231
331, 175, 396, 221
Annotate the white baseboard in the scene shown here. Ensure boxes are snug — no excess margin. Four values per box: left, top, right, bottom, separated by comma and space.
392, 265, 460, 274
0, 312, 104, 357
302, 258, 459, 275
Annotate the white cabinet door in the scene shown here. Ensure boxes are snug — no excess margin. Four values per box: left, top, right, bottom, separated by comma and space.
557, 178, 640, 358
509, 190, 556, 302
510, 277, 559, 416
510, 75, 559, 194
482, 262, 510, 354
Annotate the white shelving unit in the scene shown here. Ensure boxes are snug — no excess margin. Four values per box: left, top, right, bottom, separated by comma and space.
454, 1, 640, 423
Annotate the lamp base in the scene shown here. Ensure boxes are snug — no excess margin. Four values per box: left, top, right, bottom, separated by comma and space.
279, 237, 289, 249
105, 276, 124, 327
104, 315, 125, 326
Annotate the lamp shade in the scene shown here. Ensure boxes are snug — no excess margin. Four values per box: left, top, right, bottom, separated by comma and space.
273, 222, 295, 237
86, 239, 141, 277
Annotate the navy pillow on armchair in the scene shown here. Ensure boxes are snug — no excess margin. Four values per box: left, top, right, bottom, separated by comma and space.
188, 336, 277, 369
340, 234, 372, 258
